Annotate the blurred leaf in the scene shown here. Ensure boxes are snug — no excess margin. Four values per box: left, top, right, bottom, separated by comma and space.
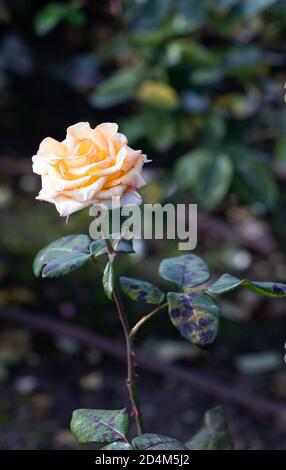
229, 146, 278, 208
133, 16, 197, 46
182, 92, 209, 113
124, 0, 173, 30
167, 292, 220, 349
137, 80, 179, 109
122, 111, 177, 150
235, 351, 282, 374
159, 254, 210, 289
215, 93, 258, 118
34, 3, 67, 35
146, 113, 177, 151
186, 406, 233, 450
243, 0, 279, 18
224, 46, 263, 71
166, 39, 216, 67
102, 442, 133, 450
175, 150, 233, 209
34, 2, 85, 36
132, 433, 188, 450
103, 261, 115, 300
90, 69, 142, 108
191, 67, 224, 86
65, 5, 86, 27
70, 409, 129, 444
208, 273, 286, 297
33, 234, 91, 278
120, 276, 165, 304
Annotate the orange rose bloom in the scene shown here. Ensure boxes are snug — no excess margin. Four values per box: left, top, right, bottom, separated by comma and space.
32, 122, 147, 216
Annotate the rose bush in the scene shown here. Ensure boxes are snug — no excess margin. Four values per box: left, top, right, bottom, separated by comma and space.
32, 122, 147, 216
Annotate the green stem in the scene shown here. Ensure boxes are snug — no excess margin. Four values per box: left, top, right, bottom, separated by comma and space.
104, 238, 145, 436
130, 302, 168, 338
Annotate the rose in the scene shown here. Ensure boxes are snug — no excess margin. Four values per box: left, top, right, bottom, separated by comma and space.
32, 122, 148, 216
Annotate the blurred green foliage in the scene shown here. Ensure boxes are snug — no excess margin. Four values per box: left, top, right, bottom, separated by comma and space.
29, 0, 286, 210
0, 0, 284, 212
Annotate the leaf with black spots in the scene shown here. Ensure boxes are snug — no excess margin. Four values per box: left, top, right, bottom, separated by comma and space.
208, 273, 286, 297
186, 406, 233, 450
132, 433, 188, 450
33, 234, 91, 278
167, 291, 220, 349
159, 254, 210, 290
120, 277, 165, 304
70, 409, 129, 444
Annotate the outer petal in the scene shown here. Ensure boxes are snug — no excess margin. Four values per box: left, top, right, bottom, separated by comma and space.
92, 189, 142, 208
53, 197, 93, 217
96, 122, 118, 138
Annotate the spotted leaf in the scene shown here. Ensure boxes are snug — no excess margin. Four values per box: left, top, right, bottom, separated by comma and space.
70, 409, 129, 444
120, 277, 165, 304
33, 234, 91, 278
159, 254, 210, 290
208, 273, 286, 297
132, 433, 188, 450
167, 291, 220, 349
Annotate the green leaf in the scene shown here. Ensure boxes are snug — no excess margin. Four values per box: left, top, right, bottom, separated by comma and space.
167, 292, 220, 349
33, 234, 91, 278
90, 69, 142, 108
207, 274, 244, 294
70, 409, 129, 444
230, 146, 278, 209
34, 3, 67, 36
101, 442, 133, 450
186, 406, 233, 450
120, 277, 165, 304
175, 150, 233, 210
103, 262, 115, 300
159, 254, 210, 290
90, 237, 134, 257
122, 110, 177, 151
208, 273, 286, 297
34, 2, 85, 35
132, 433, 188, 450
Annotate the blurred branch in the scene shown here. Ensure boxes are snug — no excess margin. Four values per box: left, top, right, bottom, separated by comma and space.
198, 213, 276, 254
1, 306, 286, 422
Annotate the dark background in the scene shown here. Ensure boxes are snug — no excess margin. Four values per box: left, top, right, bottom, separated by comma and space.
0, 0, 286, 449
